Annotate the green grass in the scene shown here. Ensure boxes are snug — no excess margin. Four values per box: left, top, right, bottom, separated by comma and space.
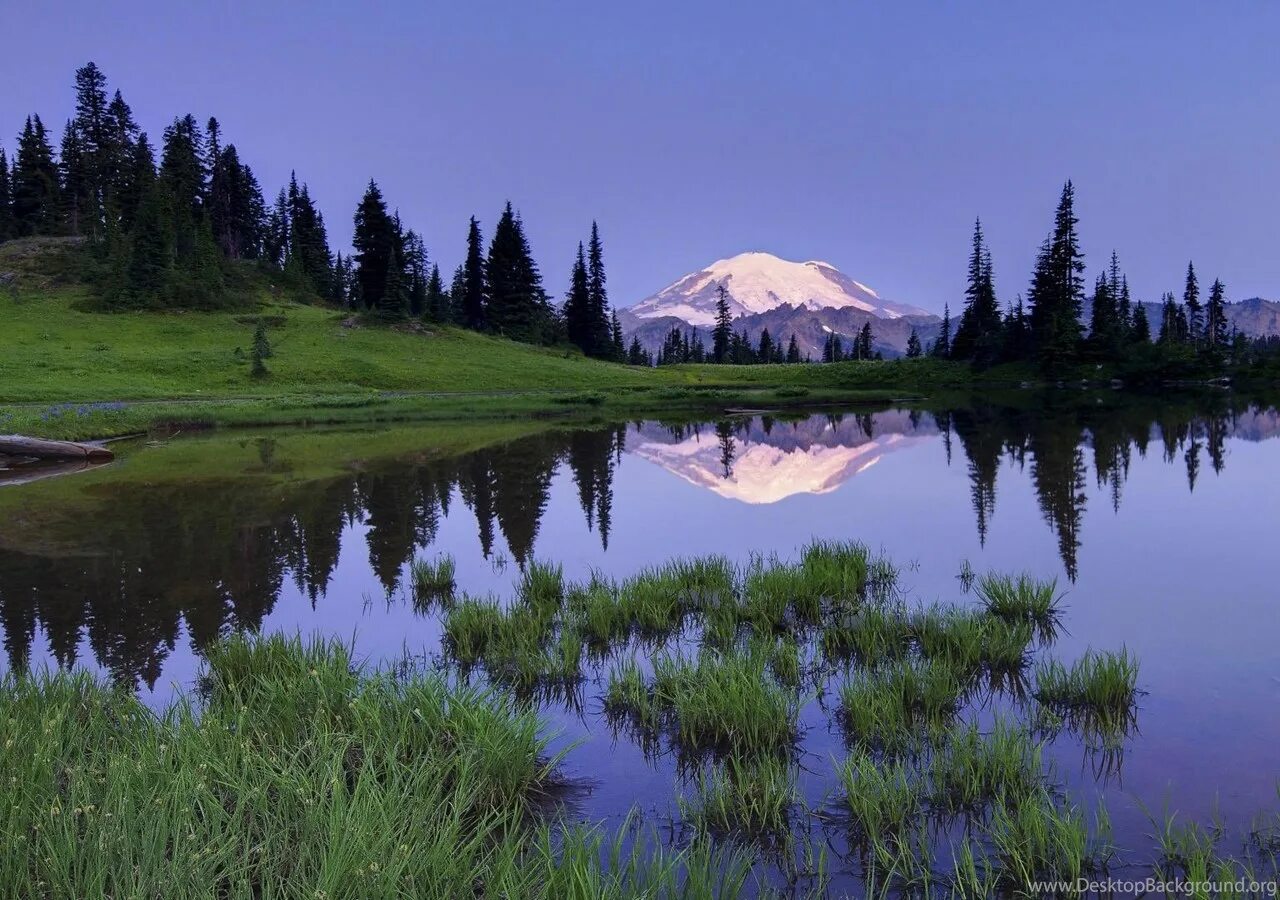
0, 633, 760, 898
986, 789, 1113, 890
837, 658, 968, 751
837, 752, 923, 845
0, 239, 1003, 440
611, 647, 801, 757
1034, 648, 1139, 723
682, 755, 799, 841
976, 572, 1061, 637
926, 720, 1043, 812
410, 554, 457, 609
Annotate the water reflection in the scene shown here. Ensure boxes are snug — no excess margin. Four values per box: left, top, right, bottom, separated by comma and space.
1, 395, 1277, 688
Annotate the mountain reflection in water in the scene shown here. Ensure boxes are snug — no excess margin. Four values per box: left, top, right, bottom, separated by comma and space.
0, 394, 1277, 689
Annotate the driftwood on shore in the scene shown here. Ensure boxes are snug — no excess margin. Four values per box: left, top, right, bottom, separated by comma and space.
0, 435, 115, 463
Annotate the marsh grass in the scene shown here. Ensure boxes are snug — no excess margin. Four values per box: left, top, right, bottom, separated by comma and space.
800, 539, 870, 605
604, 647, 801, 757
926, 720, 1043, 812
1034, 648, 1139, 730
821, 603, 914, 665
682, 755, 800, 842
837, 753, 923, 845
410, 554, 456, 609
838, 658, 967, 752
986, 789, 1113, 890
977, 573, 1061, 638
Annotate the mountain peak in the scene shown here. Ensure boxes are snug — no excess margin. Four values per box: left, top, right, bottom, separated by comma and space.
628, 250, 928, 327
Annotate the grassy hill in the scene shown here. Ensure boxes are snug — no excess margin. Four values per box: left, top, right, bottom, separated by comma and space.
0, 237, 995, 439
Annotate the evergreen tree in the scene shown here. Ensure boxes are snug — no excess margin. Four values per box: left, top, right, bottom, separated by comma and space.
1205, 277, 1228, 352
404, 230, 428, 316
123, 180, 172, 305
857, 322, 873, 359
757, 328, 774, 362
1027, 181, 1085, 369
952, 218, 1002, 361
485, 202, 549, 342
1158, 292, 1179, 345
1088, 270, 1118, 355
68, 62, 111, 237
785, 333, 801, 363
0, 147, 11, 240
1130, 300, 1150, 343
425, 264, 449, 322
609, 311, 624, 360
12, 115, 61, 236
352, 180, 395, 313
460, 216, 486, 330
251, 321, 271, 377
59, 119, 88, 235
906, 329, 922, 358
379, 242, 408, 319
563, 241, 591, 352
103, 90, 140, 225
712, 285, 732, 363
1183, 262, 1201, 345
627, 336, 648, 366
586, 221, 612, 355
932, 303, 952, 358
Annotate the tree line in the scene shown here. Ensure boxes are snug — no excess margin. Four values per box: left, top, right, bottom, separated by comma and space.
0, 62, 625, 361
927, 181, 1273, 374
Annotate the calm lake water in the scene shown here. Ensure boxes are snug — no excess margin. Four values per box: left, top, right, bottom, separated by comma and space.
3, 390, 1279, 887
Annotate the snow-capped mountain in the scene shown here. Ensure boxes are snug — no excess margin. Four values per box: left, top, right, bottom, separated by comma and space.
620, 251, 939, 358
629, 251, 932, 326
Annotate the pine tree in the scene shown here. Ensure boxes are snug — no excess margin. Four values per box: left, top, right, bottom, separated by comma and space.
59, 120, 88, 235
757, 328, 774, 362
124, 180, 172, 304
425, 264, 449, 322
610, 311, 624, 360
379, 242, 408, 319
460, 216, 486, 330
586, 221, 612, 355
785, 333, 801, 364
932, 303, 952, 358
12, 115, 61, 236
906, 329, 922, 358
1131, 301, 1151, 343
563, 241, 591, 352
712, 284, 732, 363
1088, 271, 1117, 355
485, 202, 549, 342
0, 147, 11, 240
952, 218, 1002, 361
1205, 277, 1228, 352
352, 180, 395, 313
251, 321, 271, 377
1183, 262, 1201, 345
1158, 292, 1179, 345
1026, 181, 1085, 369
627, 336, 648, 366
857, 322, 873, 360
69, 62, 111, 237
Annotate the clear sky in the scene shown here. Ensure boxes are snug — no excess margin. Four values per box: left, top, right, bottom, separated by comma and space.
3, 1, 1277, 313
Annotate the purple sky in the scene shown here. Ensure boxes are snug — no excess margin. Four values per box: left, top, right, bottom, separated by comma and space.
4, 1, 1278, 314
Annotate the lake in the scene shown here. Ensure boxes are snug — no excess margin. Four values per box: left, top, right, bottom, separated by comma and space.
3, 389, 1278, 889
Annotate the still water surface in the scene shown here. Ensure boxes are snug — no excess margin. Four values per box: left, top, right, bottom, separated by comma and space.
2, 392, 1278, 881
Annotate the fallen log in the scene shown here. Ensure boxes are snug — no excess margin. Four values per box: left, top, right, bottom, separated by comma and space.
0, 435, 114, 463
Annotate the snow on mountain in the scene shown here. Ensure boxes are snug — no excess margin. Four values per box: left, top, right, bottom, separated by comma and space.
628, 251, 930, 327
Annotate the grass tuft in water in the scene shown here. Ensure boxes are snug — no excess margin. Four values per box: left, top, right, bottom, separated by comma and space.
838, 658, 967, 751
410, 553, 457, 609
682, 755, 799, 842
837, 752, 923, 845
927, 720, 1043, 812
1034, 648, 1139, 725
977, 572, 1061, 637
